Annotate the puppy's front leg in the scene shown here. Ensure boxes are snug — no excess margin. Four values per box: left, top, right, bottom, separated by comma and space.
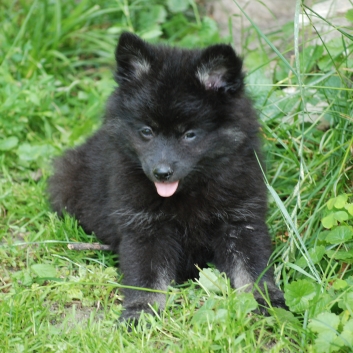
118, 231, 180, 322
213, 222, 286, 309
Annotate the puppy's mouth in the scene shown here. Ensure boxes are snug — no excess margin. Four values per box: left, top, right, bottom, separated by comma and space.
154, 181, 179, 197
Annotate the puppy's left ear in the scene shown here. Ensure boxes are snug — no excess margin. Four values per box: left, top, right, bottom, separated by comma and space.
196, 44, 244, 93
115, 32, 153, 84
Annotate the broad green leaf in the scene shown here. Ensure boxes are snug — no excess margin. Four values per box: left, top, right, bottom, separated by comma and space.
22, 272, 33, 286
178, 17, 222, 48
335, 211, 349, 222
322, 212, 349, 229
140, 28, 163, 40
198, 268, 227, 293
327, 194, 348, 210
246, 68, 272, 103
318, 230, 329, 241
341, 319, 353, 345
345, 203, 353, 216
322, 213, 337, 228
17, 143, 55, 162
31, 264, 57, 278
138, 5, 167, 28
327, 197, 336, 210
0, 136, 19, 151
295, 245, 325, 268
338, 292, 353, 311
66, 288, 83, 301
332, 279, 347, 290
284, 279, 317, 312
334, 194, 348, 209
151, 5, 167, 23
236, 292, 258, 314
314, 332, 343, 353
191, 306, 215, 325
325, 226, 353, 244
272, 307, 300, 325
203, 298, 217, 310
346, 9, 353, 22
167, 0, 189, 13
309, 314, 346, 352
309, 245, 326, 263
214, 308, 228, 323
326, 249, 353, 261
12, 270, 33, 286
308, 312, 340, 333
325, 38, 348, 57
311, 292, 334, 318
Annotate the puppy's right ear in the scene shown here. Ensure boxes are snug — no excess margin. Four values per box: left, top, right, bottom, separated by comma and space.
196, 44, 244, 93
115, 32, 153, 84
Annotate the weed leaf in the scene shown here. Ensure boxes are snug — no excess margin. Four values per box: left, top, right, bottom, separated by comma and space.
322, 213, 337, 228
325, 249, 353, 261
346, 9, 353, 22
272, 307, 300, 325
341, 319, 353, 346
345, 204, 353, 216
335, 211, 349, 223
197, 268, 227, 293
332, 279, 347, 290
327, 194, 348, 210
236, 292, 258, 315
0, 136, 19, 151
167, 0, 189, 13
295, 245, 325, 268
325, 226, 353, 244
31, 264, 57, 278
17, 143, 55, 162
322, 212, 349, 229
338, 292, 353, 311
309, 313, 343, 352
334, 194, 348, 209
314, 332, 343, 353
309, 312, 340, 333
66, 288, 84, 301
284, 279, 317, 312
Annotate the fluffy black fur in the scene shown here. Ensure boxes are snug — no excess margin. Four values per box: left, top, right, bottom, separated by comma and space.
48, 32, 286, 321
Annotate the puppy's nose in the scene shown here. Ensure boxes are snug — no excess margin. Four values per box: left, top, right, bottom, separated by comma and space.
153, 166, 173, 181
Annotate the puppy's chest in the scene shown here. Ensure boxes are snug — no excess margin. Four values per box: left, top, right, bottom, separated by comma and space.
175, 218, 218, 250
115, 200, 223, 238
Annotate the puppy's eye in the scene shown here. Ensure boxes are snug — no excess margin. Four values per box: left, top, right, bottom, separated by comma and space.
140, 127, 153, 138
184, 131, 196, 140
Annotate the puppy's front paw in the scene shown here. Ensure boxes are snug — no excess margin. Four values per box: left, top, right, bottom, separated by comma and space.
255, 292, 289, 315
118, 303, 155, 329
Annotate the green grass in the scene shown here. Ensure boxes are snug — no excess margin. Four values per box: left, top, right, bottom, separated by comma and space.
1, 0, 352, 352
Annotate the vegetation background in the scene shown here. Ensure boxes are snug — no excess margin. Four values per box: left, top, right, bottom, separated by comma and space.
0, 0, 352, 351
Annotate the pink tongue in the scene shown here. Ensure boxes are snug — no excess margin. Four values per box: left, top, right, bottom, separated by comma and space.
154, 181, 179, 197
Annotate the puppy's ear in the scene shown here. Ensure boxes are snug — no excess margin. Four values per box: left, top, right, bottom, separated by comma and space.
115, 32, 153, 83
196, 44, 244, 93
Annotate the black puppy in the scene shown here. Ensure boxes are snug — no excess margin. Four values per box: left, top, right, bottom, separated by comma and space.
48, 32, 286, 321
